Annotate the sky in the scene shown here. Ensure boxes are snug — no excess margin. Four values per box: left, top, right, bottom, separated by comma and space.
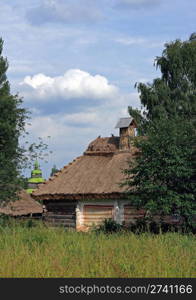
0, 0, 195, 178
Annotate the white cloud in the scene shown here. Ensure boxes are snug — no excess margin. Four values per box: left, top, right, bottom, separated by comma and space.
114, 36, 164, 48
62, 112, 100, 124
26, 0, 103, 25
21, 69, 118, 101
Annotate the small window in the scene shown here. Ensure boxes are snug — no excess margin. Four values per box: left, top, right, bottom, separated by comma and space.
134, 128, 138, 136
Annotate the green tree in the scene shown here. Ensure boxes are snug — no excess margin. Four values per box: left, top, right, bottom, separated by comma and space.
0, 38, 52, 205
0, 38, 27, 204
124, 117, 195, 227
50, 164, 59, 177
124, 34, 196, 229
129, 33, 196, 128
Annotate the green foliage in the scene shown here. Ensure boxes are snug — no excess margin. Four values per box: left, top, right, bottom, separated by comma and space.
95, 218, 123, 234
50, 164, 59, 177
0, 37, 51, 205
24, 136, 52, 166
125, 34, 196, 228
129, 34, 196, 124
124, 117, 195, 227
125, 217, 195, 234
0, 214, 12, 227
0, 38, 27, 203
128, 107, 145, 135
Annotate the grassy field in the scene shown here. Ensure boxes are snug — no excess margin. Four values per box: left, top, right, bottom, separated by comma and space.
0, 223, 195, 278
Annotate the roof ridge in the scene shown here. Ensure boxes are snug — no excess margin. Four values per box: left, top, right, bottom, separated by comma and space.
33, 156, 83, 191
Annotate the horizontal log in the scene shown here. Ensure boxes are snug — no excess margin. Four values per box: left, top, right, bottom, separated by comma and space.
124, 212, 145, 216
124, 209, 145, 213
46, 212, 75, 216
47, 203, 76, 206
124, 215, 144, 219
45, 214, 75, 220
47, 207, 76, 211
46, 201, 76, 206
45, 217, 75, 222
83, 212, 113, 215
124, 216, 144, 220
84, 211, 113, 215
83, 216, 113, 220
84, 208, 113, 212
83, 212, 113, 217
47, 203, 76, 207
46, 211, 75, 216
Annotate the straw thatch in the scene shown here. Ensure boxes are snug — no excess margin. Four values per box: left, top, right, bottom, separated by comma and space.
0, 190, 43, 216
86, 136, 120, 153
33, 137, 136, 201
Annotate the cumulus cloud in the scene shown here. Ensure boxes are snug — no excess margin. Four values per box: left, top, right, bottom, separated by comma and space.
21, 69, 118, 101
26, 0, 103, 25
27, 92, 140, 142
62, 112, 100, 125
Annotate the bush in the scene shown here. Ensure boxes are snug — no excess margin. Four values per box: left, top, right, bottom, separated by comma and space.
0, 214, 13, 227
126, 217, 195, 234
95, 218, 123, 234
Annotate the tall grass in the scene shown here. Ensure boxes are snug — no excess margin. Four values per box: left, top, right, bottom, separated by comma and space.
0, 223, 195, 278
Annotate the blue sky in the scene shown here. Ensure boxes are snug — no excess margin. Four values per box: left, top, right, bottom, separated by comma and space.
0, 0, 195, 178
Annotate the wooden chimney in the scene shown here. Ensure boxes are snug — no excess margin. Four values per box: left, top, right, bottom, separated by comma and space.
115, 117, 137, 150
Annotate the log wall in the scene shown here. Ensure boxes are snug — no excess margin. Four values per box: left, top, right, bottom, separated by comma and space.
43, 199, 183, 231
44, 200, 76, 228
123, 205, 146, 225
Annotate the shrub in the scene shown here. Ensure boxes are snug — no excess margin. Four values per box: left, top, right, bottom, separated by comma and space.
126, 217, 195, 234
95, 218, 123, 234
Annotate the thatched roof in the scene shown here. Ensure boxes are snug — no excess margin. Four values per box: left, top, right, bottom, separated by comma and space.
33, 137, 136, 201
86, 136, 120, 153
0, 190, 43, 216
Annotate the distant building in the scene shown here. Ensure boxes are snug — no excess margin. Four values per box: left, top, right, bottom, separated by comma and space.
0, 190, 43, 218
26, 161, 45, 194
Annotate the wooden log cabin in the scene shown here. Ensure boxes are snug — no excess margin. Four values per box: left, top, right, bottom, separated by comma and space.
32, 117, 182, 231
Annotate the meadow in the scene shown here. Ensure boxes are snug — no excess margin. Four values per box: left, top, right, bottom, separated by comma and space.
0, 222, 195, 278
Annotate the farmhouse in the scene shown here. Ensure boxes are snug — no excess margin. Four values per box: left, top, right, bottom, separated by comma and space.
32, 117, 147, 231
0, 190, 43, 218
